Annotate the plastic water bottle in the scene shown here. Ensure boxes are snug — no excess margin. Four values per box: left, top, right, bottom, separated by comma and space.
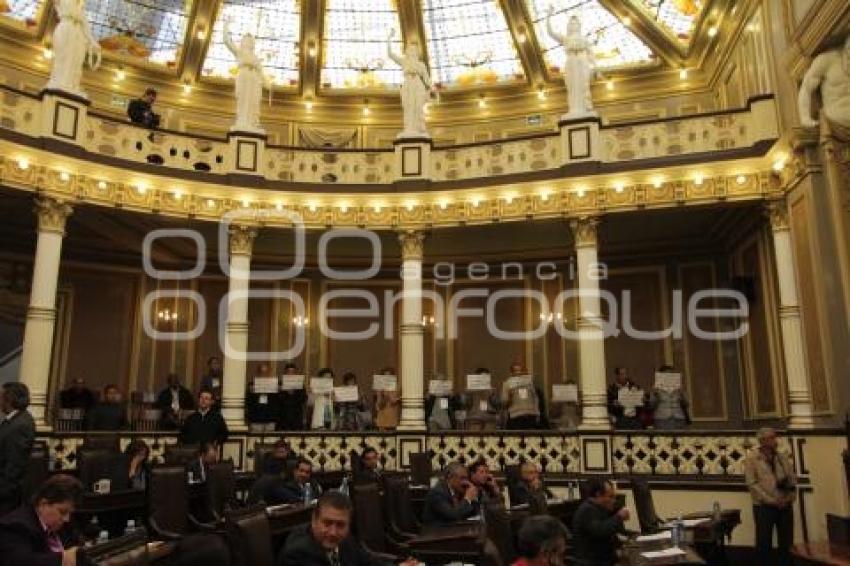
339, 476, 349, 497
712, 501, 722, 522
303, 482, 313, 505
672, 515, 684, 548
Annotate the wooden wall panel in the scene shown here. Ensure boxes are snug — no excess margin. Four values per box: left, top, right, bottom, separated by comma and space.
63, 269, 137, 396
601, 269, 669, 389
449, 280, 529, 389
324, 283, 400, 391
680, 263, 727, 420
192, 278, 227, 391
790, 197, 832, 413
737, 239, 780, 416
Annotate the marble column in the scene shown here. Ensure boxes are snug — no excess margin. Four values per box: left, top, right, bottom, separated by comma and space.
221, 225, 256, 430
19, 196, 73, 428
571, 217, 611, 430
766, 199, 815, 428
397, 230, 427, 431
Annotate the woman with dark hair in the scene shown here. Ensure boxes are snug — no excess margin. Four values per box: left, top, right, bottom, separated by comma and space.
335, 372, 368, 431
124, 439, 150, 491
0, 474, 84, 565
278, 362, 307, 430
308, 368, 335, 430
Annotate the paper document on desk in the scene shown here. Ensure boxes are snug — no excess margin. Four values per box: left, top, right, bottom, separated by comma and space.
663, 518, 710, 528
635, 531, 672, 542
640, 548, 686, 558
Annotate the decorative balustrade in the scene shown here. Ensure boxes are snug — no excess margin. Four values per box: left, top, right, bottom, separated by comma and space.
40, 430, 799, 478
0, 85, 778, 190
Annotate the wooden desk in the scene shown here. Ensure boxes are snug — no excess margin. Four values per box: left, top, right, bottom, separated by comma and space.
622, 541, 705, 565
792, 541, 850, 565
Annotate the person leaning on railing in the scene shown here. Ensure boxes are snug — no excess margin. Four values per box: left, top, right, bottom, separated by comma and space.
126, 87, 160, 130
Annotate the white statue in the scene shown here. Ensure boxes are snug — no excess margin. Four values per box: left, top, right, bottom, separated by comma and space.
798, 35, 850, 129
387, 29, 434, 138
46, 0, 101, 97
223, 20, 270, 134
546, 6, 596, 118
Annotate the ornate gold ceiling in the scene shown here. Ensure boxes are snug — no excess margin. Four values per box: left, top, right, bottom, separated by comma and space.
0, 0, 735, 103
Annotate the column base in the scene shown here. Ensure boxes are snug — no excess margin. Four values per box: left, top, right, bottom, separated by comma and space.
397, 421, 428, 432
578, 419, 612, 431
787, 409, 816, 429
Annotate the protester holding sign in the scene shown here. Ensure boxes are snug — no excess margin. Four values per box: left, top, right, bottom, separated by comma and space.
374, 367, 400, 430
335, 371, 369, 431
649, 365, 690, 430
501, 362, 541, 430
607, 367, 642, 429
278, 362, 307, 431
245, 363, 280, 431
464, 367, 502, 431
425, 376, 459, 431
309, 368, 336, 430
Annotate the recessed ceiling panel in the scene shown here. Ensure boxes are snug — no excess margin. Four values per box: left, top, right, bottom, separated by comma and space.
634, 0, 704, 45
85, 0, 190, 67
321, 0, 403, 90
203, 0, 300, 86
422, 0, 525, 89
526, 0, 656, 73
0, 0, 44, 28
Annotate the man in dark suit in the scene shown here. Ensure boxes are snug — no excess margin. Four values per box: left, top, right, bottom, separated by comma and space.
511, 462, 554, 511
280, 458, 323, 505
58, 379, 95, 414
279, 491, 415, 566
571, 478, 630, 566
422, 461, 480, 526
353, 446, 382, 484
126, 87, 160, 129
180, 390, 228, 447
186, 442, 219, 484
0, 473, 84, 565
156, 373, 195, 429
0, 382, 36, 515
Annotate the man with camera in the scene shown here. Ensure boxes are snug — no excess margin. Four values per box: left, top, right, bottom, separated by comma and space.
422, 462, 481, 525
744, 427, 796, 565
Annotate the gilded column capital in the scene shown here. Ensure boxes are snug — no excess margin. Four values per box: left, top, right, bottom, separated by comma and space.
570, 216, 600, 248
34, 196, 73, 235
229, 225, 257, 256
765, 198, 790, 231
399, 229, 426, 260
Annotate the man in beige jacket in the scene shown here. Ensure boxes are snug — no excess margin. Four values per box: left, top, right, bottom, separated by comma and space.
744, 427, 796, 565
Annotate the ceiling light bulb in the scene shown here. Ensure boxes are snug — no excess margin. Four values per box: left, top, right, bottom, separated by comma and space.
115, 69, 126, 81
537, 88, 546, 100
173, 190, 183, 200
679, 68, 688, 80
652, 178, 663, 188
406, 202, 415, 211
196, 28, 205, 40
478, 98, 487, 109
305, 100, 313, 111
42, 47, 53, 60
504, 194, 514, 204
97, 180, 107, 190
242, 198, 251, 208
339, 203, 348, 213
137, 185, 147, 195
373, 203, 382, 212
694, 174, 704, 186
614, 183, 624, 193
363, 105, 370, 116
540, 191, 550, 201
576, 188, 586, 198
518, 32, 526, 43
183, 83, 192, 95
59, 171, 70, 182
276, 202, 284, 211
438, 200, 448, 209
622, 16, 632, 26
707, 26, 718, 37
606, 80, 614, 91
308, 203, 317, 212
736, 174, 747, 185
471, 196, 481, 207
206, 199, 215, 208
17, 158, 29, 170
772, 159, 785, 172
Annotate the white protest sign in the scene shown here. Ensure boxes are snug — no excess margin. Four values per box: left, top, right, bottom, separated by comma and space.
655, 372, 682, 392
506, 375, 533, 390
552, 384, 579, 403
429, 380, 453, 396
466, 374, 492, 391
373, 374, 398, 391
334, 385, 359, 403
253, 377, 279, 394
281, 374, 305, 390
309, 377, 334, 394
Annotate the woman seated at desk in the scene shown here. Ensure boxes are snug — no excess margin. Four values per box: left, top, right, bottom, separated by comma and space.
125, 439, 150, 491
0, 474, 86, 566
